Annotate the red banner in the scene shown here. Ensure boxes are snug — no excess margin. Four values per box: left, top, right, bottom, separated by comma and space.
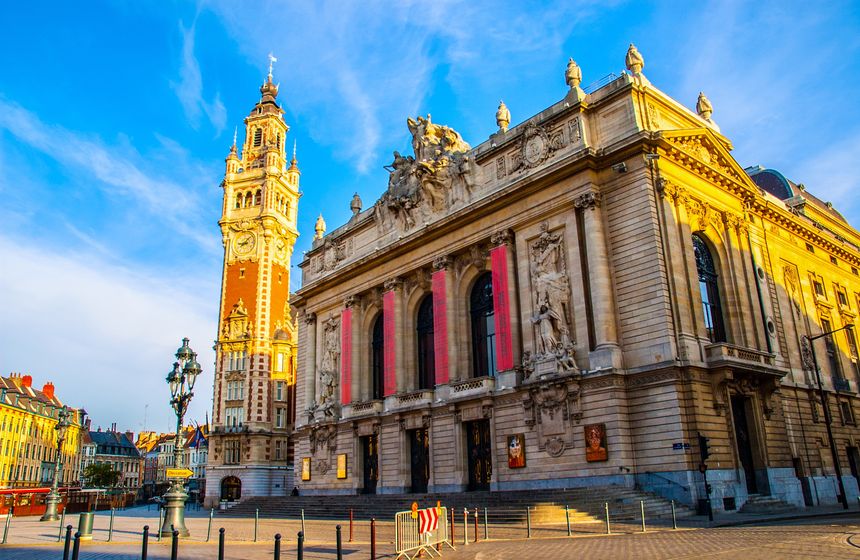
383, 290, 397, 395
491, 245, 514, 371
431, 269, 449, 385
341, 307, 352, 405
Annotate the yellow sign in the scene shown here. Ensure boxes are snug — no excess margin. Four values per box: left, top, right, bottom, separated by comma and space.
302, 457, 311, 481
166, 468, 194, 479
337, 454, 347, 479
411, 502, 419, 519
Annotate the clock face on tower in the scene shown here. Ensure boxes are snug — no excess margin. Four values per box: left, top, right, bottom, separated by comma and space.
233, 231, 257, 255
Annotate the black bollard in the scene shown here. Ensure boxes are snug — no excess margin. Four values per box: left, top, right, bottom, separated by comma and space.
274, 533, 281, 560
71, 531, 81, 560
218, 527, 226, 560
370, 518, 376, 560
336, 525, 343, 560
170, 529, 179, 560
142, 525, 150, 560
297, 530, 304, 560
62, 525, 72, 560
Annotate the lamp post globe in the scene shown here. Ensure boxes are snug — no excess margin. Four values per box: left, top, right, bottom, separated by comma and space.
40, 406, 71, 521
159, 337, 201, 538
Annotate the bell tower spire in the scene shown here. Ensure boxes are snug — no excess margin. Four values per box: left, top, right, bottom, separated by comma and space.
208, 56, 299, 507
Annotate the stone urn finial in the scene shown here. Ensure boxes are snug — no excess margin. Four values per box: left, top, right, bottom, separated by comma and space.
625, 43, 645, 75
565, 58, 582, 89
696, 92, 713, 120
350, 192, 362, 217
496, 100, 511, 133
314, 214, 326, 240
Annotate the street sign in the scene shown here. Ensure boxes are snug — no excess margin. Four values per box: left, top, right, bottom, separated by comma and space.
166, 468, 194, 479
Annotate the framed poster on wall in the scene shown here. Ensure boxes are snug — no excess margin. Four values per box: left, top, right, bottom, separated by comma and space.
301, 457, 312, 481
337, 453, 348, 479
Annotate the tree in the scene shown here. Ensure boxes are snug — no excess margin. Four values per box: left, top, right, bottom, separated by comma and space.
82, 463, 121, 488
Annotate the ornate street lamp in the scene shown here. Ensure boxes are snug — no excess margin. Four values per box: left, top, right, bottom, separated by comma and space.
804, 323, 853, 510
159, 337, 202, 538
40, 406, 71, 521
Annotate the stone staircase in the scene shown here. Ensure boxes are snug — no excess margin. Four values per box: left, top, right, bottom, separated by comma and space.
738, 494, 797, 514
218, 485, 694, 524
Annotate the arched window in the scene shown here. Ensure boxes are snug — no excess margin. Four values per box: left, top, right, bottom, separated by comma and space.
253, 128, 263, 147
416, 296, 435, 390
244, 192, 252, 208
470, 272, 496, 377
254, 190, 262, 206
371, 315, 385, 400
693, 235, 726, 343
235, 194, 241, 209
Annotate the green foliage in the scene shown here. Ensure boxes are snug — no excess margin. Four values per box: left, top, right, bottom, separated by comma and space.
82, 462, 121, 488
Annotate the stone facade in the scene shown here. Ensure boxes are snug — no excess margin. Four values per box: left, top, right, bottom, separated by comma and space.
292, 50, 860, 512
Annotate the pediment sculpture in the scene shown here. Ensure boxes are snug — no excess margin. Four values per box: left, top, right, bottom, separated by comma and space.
376, 114, 476, 234
222, 298, 253, 340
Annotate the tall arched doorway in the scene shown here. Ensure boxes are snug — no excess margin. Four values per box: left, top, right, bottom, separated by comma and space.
220, 476, 241, 501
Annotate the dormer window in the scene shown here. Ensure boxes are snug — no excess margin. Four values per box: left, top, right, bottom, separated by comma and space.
253, 128, 263, 147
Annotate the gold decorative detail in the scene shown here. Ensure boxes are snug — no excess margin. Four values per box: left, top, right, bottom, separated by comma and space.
222, 299, 252, 341
496, 100, 511, 133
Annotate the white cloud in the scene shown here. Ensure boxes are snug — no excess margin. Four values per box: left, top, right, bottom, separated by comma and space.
0, 99, 217, 253
173, 20, 228, 135
206, 0, 603, 173
0, 234, 217, 432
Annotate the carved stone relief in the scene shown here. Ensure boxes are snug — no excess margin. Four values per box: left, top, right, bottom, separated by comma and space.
511, 122, 567, 173
310, 316, 340, 421
221, 299, 253, 340
526, 222, 575, 374
521, 379, 581, 456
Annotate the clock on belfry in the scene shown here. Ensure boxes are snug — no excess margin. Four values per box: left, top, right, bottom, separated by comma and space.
233, 231, 256, 255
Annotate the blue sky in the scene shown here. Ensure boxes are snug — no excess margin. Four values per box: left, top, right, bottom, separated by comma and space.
1, 1, 858, 432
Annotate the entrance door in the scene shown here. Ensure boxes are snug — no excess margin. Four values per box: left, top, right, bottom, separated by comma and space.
409, 429, 430, 493
466, 420, 492, 491
847, 446, 860, 481
220, 476, 241, 501
361, 435, 378, 495
731, 395, 758, 494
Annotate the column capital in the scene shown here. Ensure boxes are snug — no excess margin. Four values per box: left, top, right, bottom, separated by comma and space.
303, 311, 316, 325
344, 295, 359, 309
383, 277, 404, 292
574, 191, 601, 210
432, 255, 452, 271
490, 229, 514, 247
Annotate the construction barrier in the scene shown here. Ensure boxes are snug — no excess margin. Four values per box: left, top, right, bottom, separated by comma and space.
394, 506, 453, 560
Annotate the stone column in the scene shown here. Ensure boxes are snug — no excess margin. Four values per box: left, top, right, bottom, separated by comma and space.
432, 257, 451, 385
490, 231, 516, 372
303, 312, 317, 419
575, 192, 621, 368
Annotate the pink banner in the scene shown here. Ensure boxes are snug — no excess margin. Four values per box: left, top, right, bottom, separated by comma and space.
491, 245, 514, 371
340, 307, 352, 405
431, 269, 449, 385
383, 290, 397, 396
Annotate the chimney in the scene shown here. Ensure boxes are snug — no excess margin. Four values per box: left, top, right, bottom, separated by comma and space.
42, 382, 55, 400
84, 418, 92, 430
111, 422, 117, 433
21, 375, 32, 388
125, 430, 134, 443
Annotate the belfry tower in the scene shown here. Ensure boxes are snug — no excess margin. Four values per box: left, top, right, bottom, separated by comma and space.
205, 62, 300, 506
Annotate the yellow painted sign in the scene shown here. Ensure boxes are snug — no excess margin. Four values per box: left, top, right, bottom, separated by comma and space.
411, 502, 419, 519
166, 468, 194, 479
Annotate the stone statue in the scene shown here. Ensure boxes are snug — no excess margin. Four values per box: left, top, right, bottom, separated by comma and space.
531, 304, 562, 355
496, 100, 511, 133
531, 223, 570, 317
378, 115, 474, 234
554, 343, 578, 372
314, 214, 326, 240
696, 92, 713, 120
320, 322, 339, 374
350, 192, 362, 217
565, 58, 582, 89
625, 43, 644, 75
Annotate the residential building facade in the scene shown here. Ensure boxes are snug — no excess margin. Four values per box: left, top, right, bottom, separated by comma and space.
290, 46, 860, 512
85, 428, 144, 492
0, 373, 85, 488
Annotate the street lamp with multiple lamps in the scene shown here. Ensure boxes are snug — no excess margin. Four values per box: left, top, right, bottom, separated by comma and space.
159, 337, 202, 538
40, 406, 71, 521
804, 323, 853, 510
